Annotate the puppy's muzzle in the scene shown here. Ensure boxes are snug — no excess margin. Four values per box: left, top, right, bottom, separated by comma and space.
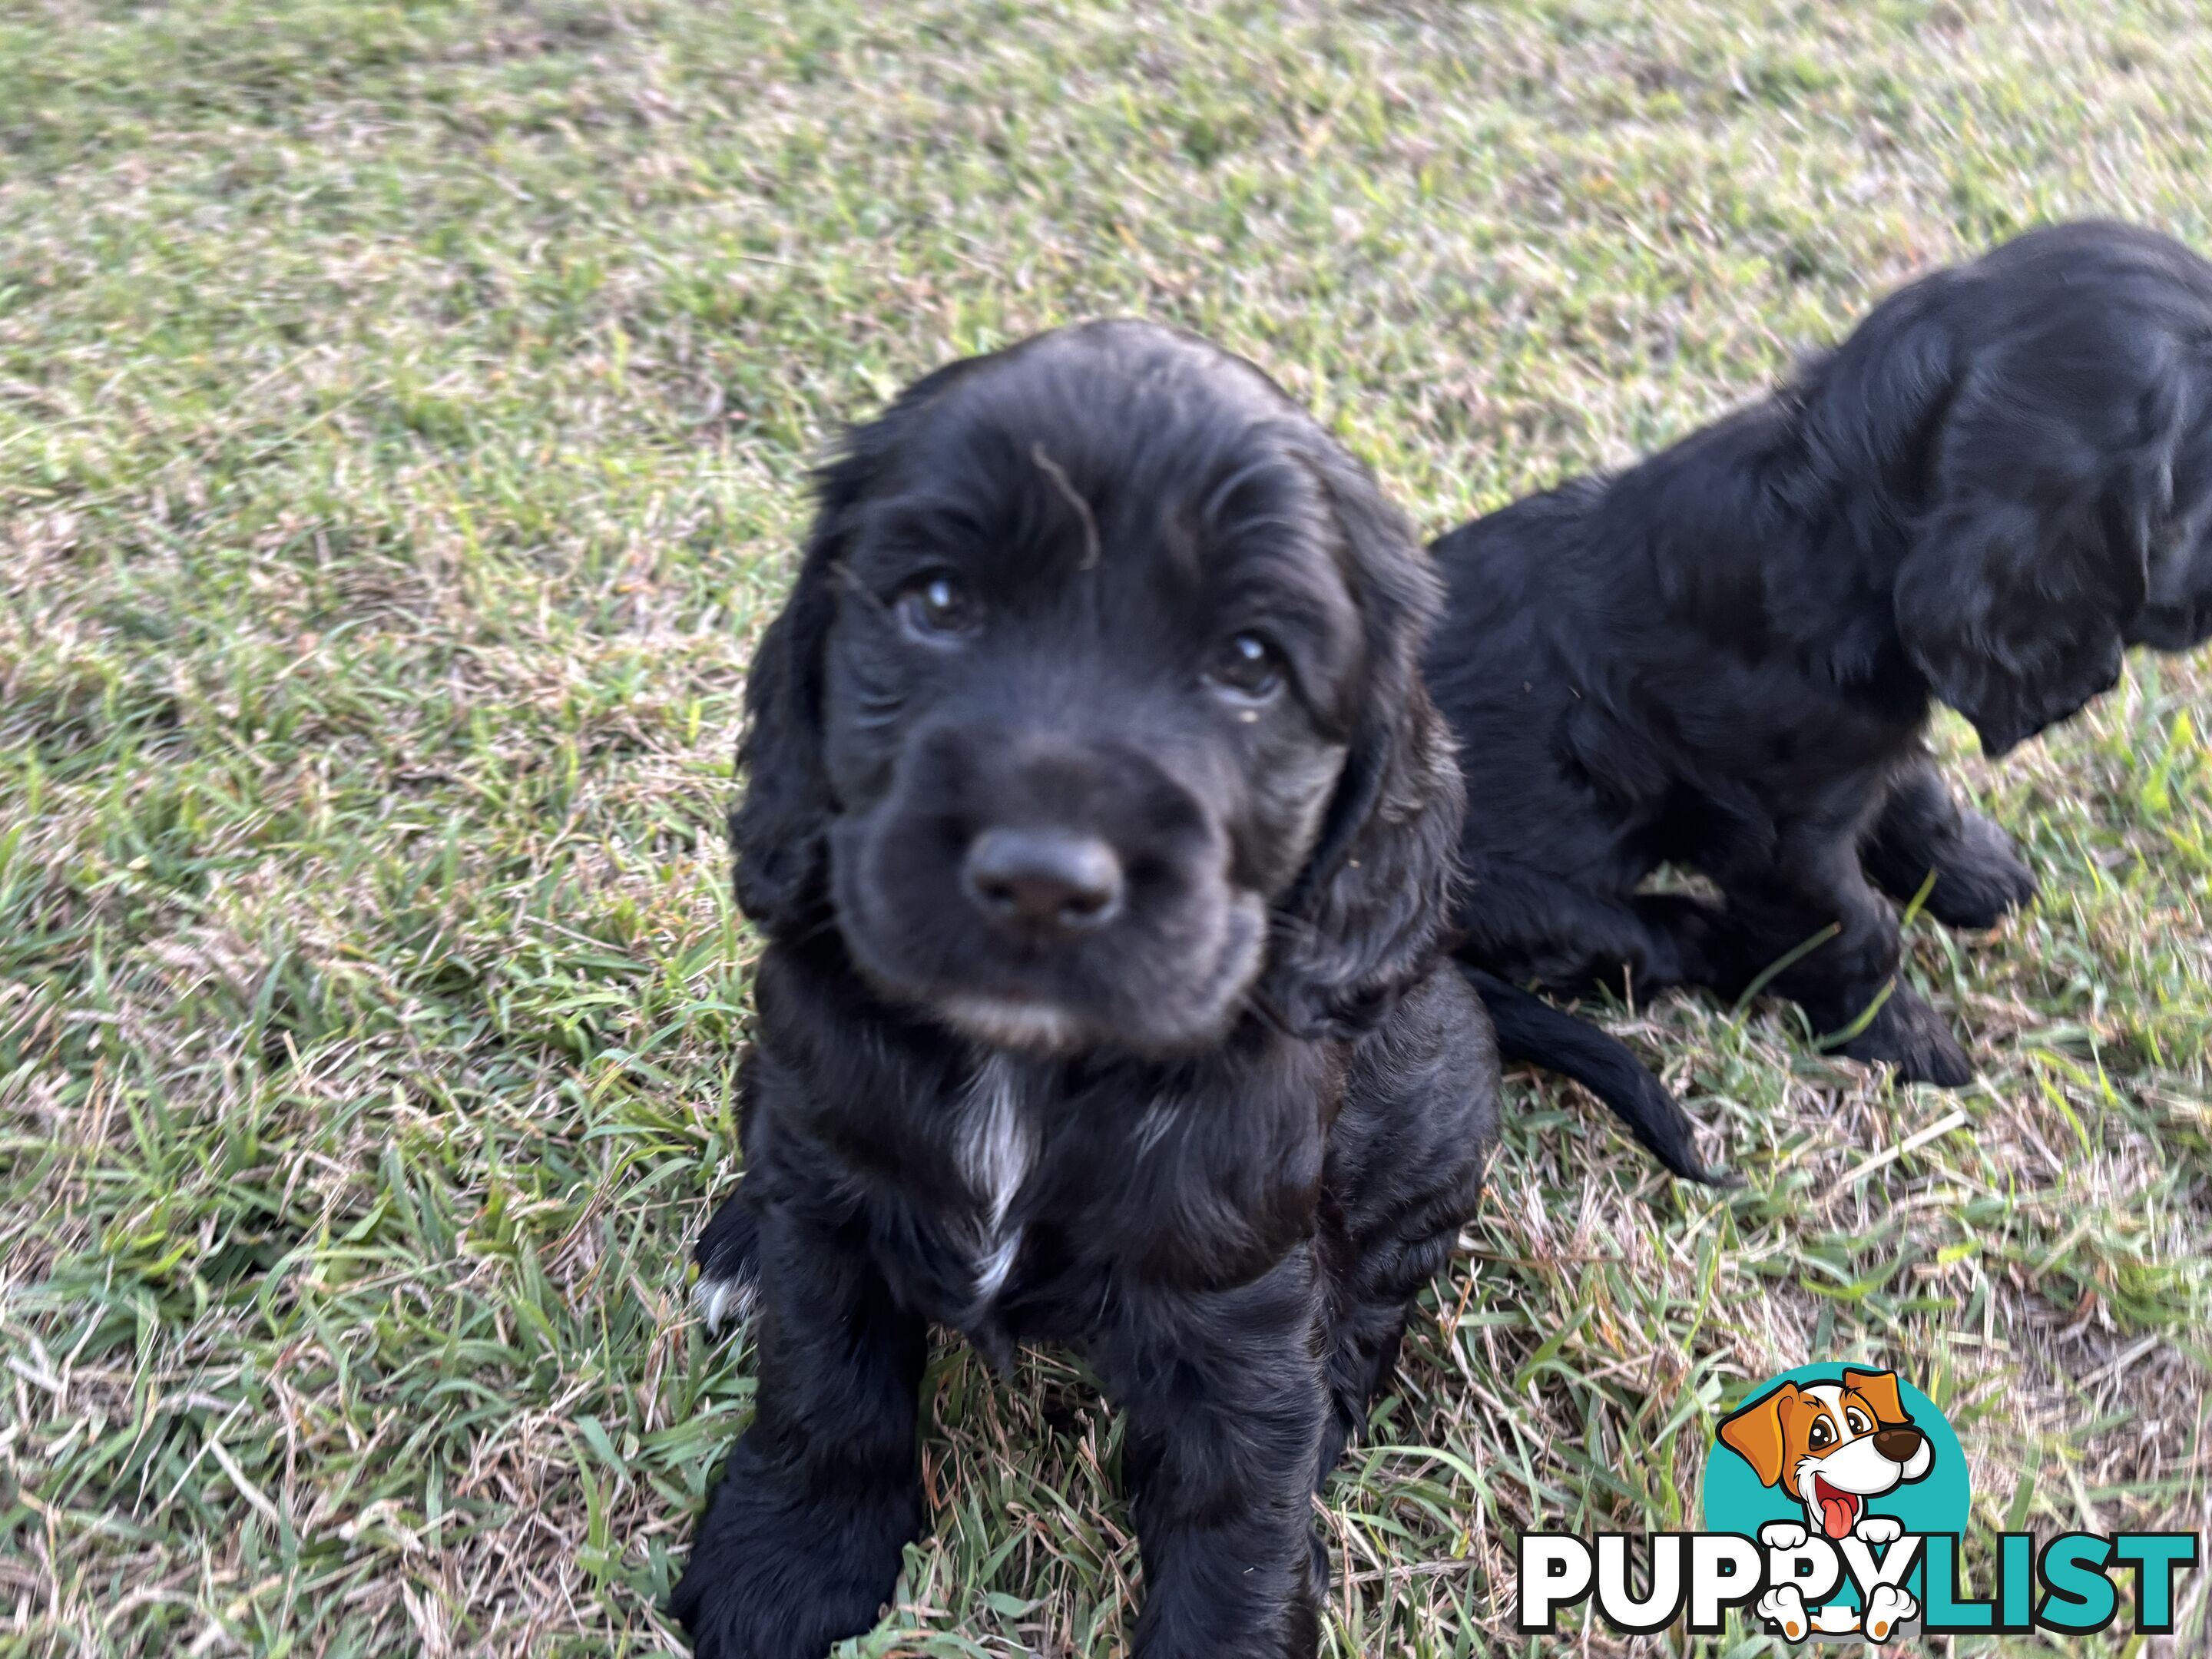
838, 714, 1244, 1025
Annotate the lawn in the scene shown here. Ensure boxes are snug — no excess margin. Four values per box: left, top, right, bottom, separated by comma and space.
2, 0, 2208, 1654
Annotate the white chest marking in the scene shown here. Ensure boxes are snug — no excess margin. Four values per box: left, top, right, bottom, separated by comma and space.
958, 1053, 1032, 1304
1132, 1093, 1180, 1158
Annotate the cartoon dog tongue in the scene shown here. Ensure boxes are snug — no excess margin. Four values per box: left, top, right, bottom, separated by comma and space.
1814, 1479, 1859, 1539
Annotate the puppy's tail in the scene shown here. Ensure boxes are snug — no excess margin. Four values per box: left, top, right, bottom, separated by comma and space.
1464, 967, 1735, 1187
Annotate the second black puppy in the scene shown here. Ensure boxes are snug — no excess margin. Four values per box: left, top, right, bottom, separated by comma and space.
673, 323, 1496, 1658
1432, 220, 2212, 1091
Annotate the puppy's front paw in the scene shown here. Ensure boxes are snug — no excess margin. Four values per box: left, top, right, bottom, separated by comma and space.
693, 1269, 758, 1338
1756, 1585, 1810, 1641
694, 1193, 763, 1338
672, 1448, 919, 1659
1853, 1515, 1904, 1546
674, 1520, 907, 1659
1827, 985, 1974, 1088
1760, 1521, 1810, 1551
1863, 1583, 1917, 1642
1922, 810, 2037, 929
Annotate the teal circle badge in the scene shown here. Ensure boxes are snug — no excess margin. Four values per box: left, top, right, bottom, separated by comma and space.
1701, 1364, 1970, 1634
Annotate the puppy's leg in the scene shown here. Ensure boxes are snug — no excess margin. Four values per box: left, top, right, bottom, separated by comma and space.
1313, 1150, 1478, 1490
672, 1208, 927, 1659
1716, 836, 1973, 1087
1461, 869, 1720, 996
1320, 969, 1497, 1475
1862, 760, 2036, 929
1094, 1253, 1332, 1659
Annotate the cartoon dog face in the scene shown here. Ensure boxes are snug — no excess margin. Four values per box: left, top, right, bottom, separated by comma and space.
1718, 1369, 1933, 1540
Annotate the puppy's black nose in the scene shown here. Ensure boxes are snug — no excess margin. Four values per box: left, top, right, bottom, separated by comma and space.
1873, 1426, 1923, 1463
963, 827, 1124, 936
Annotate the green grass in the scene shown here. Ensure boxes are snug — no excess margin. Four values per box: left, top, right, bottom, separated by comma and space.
2, 0, 2208, 1653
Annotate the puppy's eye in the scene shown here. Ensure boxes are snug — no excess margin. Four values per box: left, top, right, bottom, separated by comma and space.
894, 571, 979, 641
1808, 1419, 1833, 1449
1846, 1410, 1873, 1435
1207, 632, 1283, 700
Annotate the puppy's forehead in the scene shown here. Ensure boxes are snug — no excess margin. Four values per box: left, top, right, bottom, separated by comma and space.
989, 320, 1300, 425
1796, 1384, 1848, 1438
904, 323, 1332, 556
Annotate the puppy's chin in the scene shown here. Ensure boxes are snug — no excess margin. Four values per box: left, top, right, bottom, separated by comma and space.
1972, 697, 2083, 760
932, 994, 1093, 1054
839, 880, 1271, 1059
1965, 666, 2117, 759
2124, 601, 2212, 651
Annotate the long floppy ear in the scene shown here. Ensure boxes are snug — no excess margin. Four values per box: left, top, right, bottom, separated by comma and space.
1718, 1383, 1797, 1491
729, 357, 988, 934
1894, 493, 2143, 759
2129, 478, 2212, 650
726, 525, 839, 933
1841, 1369, 1910, 1427
1265, 439, 1465, 1038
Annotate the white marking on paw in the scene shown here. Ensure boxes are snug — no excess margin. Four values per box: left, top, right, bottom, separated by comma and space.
693, 1271, 757, 1336
1756, 1585, 1808, 1640
1863, 1583, 1916, 1642
1761, 1521, 1810, 1551
1854, 1515, 1903, 1546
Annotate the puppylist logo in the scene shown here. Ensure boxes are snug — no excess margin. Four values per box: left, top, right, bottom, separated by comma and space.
1518, 1364, 2200, 1641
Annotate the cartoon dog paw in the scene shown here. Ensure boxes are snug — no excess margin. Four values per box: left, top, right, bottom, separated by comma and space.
1853, 1515, 1904, 1547
1760, 1520, 1810, 1551
1864, 1583, 1918, 1642
1755, 1585, 1810, 1641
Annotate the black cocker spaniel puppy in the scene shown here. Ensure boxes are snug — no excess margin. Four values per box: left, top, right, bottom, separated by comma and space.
1433, 220, 2212, 1134
673, 321, 1498, 1659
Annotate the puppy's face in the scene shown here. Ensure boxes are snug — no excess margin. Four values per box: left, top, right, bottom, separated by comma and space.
811, 328, 1369, 1055
1717, 1370, 1933, 1541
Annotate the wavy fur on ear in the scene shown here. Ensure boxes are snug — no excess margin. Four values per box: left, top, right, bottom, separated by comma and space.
1887, 222, 2212, 754
1267, 439, 1465, 1038
729, 359, 988, 935
1894, 494, 2139, 757
1888, 336, 2167, 757
726, 523, 838, 934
